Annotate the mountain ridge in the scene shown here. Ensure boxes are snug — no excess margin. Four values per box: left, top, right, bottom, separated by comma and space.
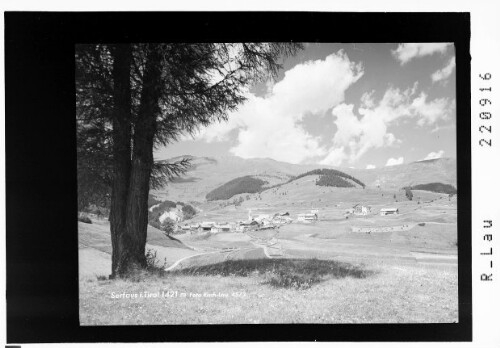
152, 155, 456, 202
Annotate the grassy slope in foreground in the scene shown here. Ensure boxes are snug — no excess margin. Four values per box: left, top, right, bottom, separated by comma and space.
78, 219, 198, 280
80, 261, 457, 324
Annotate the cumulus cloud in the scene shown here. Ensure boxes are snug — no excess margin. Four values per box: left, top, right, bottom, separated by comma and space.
366, 164, 376, 169
422, 150, 444, 160
360, 90, 376, 108
192, 48, 454, 167
195, 51, 364, 164
431, 57, 456, 83
319, 146, 347, 166
392, 43, 451, 65
411, 93, 452, 126
321, 84, 453, 165
386, 157, 404, 166
431, 124, 455, 133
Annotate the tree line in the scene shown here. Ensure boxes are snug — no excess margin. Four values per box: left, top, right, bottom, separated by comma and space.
316, 175, 354, 188
292, 168, 366, 188
405, 182, 457, 195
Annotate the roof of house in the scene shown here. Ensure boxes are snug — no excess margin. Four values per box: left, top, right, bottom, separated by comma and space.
214, 224, 231, 229
240, 220, 259, 226
298, 213, 317, 218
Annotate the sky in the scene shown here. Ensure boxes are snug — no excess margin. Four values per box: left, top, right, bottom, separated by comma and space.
154, 43, 456, 169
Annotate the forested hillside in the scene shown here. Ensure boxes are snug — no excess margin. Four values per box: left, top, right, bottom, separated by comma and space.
292, 168, 365, 188
206, 176, 268, 201
409, 183, 457, 194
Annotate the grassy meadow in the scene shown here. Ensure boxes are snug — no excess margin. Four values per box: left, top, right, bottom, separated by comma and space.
80, 258, 457, 325
79, 181, 458, 325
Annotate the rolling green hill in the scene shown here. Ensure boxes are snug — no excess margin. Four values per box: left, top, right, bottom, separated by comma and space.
290, 168, 365, 188
206, 176, 268, 201
409, 183, 457, 194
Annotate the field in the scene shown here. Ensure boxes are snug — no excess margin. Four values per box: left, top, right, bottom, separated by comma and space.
80, 264, 456, 324
79, 184, 458, 325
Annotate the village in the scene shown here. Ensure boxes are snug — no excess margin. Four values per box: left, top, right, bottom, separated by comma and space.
166, 204, 401, 235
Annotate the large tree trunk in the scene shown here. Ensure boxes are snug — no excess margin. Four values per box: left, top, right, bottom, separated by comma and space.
108, 44, 132, 278
119, 45, 163, 274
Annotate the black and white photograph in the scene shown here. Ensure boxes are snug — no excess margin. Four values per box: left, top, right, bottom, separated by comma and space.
77, 42, 459, 325
9, 8, 496, 345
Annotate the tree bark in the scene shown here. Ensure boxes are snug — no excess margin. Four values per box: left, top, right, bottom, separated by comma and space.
108, 44, 132, 278
119, 45, 163, 274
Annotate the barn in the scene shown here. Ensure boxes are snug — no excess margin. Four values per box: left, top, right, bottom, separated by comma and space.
379, 208, 399, 216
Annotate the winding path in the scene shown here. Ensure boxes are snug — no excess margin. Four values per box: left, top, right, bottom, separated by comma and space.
164, 250, 222, 271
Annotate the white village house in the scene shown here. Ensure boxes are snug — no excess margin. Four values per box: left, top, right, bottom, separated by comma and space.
297, 213, 318, 223
272, 215, 293, 224
253, 214, 272, 223
210, 224, 232, 233
180, 224, 191, 231
237, 220, 259, 232
379, 208, 399, 216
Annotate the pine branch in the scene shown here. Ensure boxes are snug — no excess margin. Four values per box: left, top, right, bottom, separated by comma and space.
150, 157, 192, 190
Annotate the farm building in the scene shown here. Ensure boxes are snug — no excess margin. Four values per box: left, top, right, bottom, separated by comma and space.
240, 220, 259, 227
353, 204, 371, 216
297, 213, 318, 222
254, 214, 272, 222
379, 208, 399, 216
180, 224, 191, 231
199, 221, 216, 232
237, 220, 259, 232
272, 215, 293, 224
211, 224, 232, 233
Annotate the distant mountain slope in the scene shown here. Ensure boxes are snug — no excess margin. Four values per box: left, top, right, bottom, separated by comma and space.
152, 155, 456, 202
205, 168, 366, 201
152, 155, 324, 202
343, 158, 456, 190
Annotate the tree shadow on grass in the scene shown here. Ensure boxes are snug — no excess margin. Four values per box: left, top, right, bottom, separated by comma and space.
171, 258, 377, 290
